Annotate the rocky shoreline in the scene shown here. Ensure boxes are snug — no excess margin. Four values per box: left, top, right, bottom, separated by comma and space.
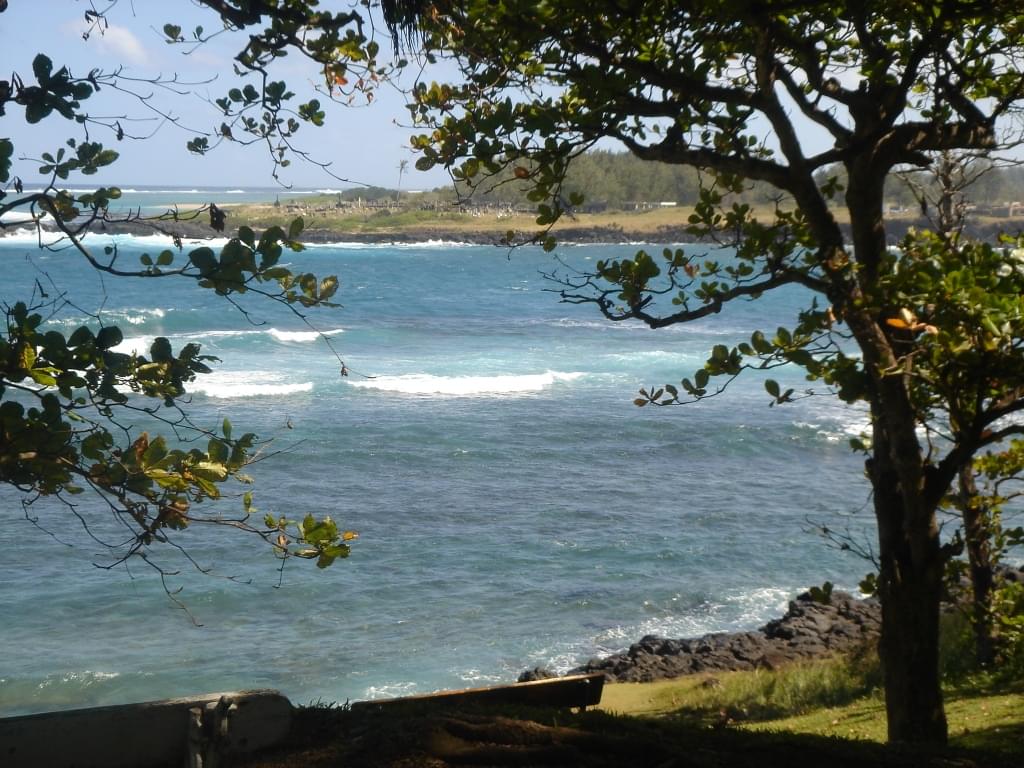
520, 590, 881, 685
522, 565, 1024, 685
84, 218, 674, 245
69, 214, 1024, 247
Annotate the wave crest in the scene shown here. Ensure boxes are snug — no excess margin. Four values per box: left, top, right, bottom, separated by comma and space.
348, 371, 584, 397
269, 327, 344, 342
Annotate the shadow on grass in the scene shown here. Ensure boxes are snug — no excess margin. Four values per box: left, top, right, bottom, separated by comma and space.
233, 702, 1017, 768
952, 718, 1024, 756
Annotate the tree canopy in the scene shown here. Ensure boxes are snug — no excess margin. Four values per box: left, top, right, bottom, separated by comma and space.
405, 0, 1024, 745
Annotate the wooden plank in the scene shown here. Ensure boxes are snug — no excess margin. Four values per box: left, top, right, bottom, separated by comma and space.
351, 673, 604, 712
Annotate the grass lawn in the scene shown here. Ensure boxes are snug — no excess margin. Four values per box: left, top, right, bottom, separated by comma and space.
600, 670, 1024, 755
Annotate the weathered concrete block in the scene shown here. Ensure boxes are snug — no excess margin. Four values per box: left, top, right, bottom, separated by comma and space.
0, 689, 292, 768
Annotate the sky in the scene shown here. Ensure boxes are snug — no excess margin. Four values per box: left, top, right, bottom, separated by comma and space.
1, 0, 453, 190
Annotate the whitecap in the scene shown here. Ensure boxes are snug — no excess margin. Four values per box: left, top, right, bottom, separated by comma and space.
346, 371, 584, 397
452, 668, 505, 685
268, 327, 345, 342
112, 335, 156, 357
0, 212, 39, 224
0, 221, 56, 244
187, 329, 260, 340
190, 376, 314, 399
362, 681, 419, 700
107, 308, 168, 326
304, 239, 475, 249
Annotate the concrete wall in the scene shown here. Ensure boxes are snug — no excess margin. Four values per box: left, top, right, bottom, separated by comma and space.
0, 689, 292, 768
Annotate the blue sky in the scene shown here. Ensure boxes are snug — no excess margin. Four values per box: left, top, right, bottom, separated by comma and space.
1, 1, 452, 190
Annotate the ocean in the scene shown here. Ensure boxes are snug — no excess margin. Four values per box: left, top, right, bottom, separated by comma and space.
0, 200, 876, 716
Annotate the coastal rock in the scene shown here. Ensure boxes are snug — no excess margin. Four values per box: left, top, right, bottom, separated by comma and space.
517, 667, 558, 683
562, 590, 880, 684
999, 564, 1024, 584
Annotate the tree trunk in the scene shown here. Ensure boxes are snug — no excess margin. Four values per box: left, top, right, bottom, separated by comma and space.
959, 466, 997, 666
871, 433, 949, 744
842, 168, 949, 745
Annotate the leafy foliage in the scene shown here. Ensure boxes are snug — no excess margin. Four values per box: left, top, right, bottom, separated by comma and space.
0, 1, 391, 595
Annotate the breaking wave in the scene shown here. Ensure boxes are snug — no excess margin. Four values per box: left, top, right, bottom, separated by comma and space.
347, 371, 585, 397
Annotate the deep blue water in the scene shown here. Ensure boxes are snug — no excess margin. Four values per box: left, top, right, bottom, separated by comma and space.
0, 225, 875, 715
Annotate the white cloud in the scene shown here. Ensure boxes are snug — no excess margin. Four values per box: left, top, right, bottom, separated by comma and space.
100, 24, 150, 65
62, 20, 151, 67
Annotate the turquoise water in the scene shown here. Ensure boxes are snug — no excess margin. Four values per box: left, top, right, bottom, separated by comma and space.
0, 226, 874, 715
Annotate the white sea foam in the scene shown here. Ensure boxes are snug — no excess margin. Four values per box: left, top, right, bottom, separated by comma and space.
452, 668, 505, 685
347, 370, 584, 397
268, 327, 345, 342
303, 238, 475, 249
113, 308, 167, 325
721, 586, 794, 628
188, 329, 259, 340
0, 211, 39, 224
64, 231, 235, 249
363, 681, 419, 700
543, 316, 653, 332
792, 401, 872, 442
112, 335, 156, 357
0, 223, 55, 244
604, 349, 699, 364
544, 586, 800, 670
189, 371, 314, 399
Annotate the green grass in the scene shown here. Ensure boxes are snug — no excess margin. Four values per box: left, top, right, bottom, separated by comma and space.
600, 646, 883, 722
597, 640, 1024, 763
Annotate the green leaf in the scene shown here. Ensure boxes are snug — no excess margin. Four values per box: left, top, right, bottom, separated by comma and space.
32, 54, 53, 84
96, 326, 123, 350
150, 337, 172, 362
29, 368, 58, 387
189, 247, 218, 276
143, 436, 169, 465
238, 226, 255, 248
207, 438, 229, 464
68, 326, 94, 346
0, 139, 13, 183
192, 461, 228, 481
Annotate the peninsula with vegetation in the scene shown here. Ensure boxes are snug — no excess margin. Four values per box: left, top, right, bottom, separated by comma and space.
99, 151, 1024, 245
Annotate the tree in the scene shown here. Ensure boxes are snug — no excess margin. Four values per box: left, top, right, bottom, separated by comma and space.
397, 158, 410, 200
895, 149, 1024, 668
0, 0, 406, 597
950, 441, 1024, 666
403, 1, 1024, 744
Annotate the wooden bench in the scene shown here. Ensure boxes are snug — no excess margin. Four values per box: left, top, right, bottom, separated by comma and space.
351, 673, 605, 712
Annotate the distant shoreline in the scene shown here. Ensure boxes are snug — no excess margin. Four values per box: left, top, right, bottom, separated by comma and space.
6, 205, 1024, 247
